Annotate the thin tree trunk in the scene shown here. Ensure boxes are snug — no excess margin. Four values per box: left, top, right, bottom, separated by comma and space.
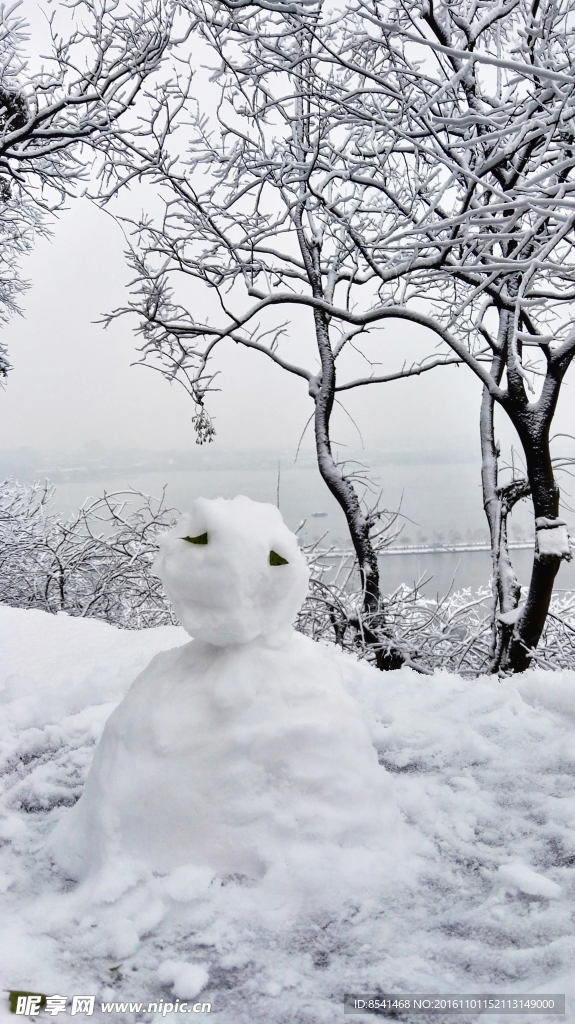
479, 355, 521, 670
485, 319, 570, 672
294, 196, 402, 669
311, 308, 403, 669
501, 424, 562, 673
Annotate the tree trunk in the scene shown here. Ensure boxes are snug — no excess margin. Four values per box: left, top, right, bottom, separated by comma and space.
294, 205, 402, 669
500, 428, 562, 673
311, 308, 403, 669
480, 360, 523, 670
481, 316, 571, 673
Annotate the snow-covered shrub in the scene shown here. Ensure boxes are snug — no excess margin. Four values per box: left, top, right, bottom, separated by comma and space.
1, 479, 574, 672
296, 545, 575, 674
295, 554, 494, 675
0, 479, 178, 628
529, 593, 575, 671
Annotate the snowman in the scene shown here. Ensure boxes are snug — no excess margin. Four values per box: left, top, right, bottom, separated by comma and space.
53, 496, 399, 880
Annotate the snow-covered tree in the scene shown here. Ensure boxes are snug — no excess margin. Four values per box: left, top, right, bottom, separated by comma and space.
287, 0, 575, 672
0, 0, 171, 379
101, 5, 466, 670
100, 0, 575, 671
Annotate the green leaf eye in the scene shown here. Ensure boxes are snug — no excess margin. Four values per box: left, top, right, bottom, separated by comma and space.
181, 533, 208, 545
269, 550, 288, 566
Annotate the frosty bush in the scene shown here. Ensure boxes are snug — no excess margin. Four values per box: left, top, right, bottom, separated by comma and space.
295, 548, 494, 675
1, 478, 574, 672
296, 544, 575, 675
0, 480, 178, 629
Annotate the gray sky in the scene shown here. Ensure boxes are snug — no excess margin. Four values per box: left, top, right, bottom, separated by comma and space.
1, 2, 574, 463
0, 191, 483, 457
1, 195, 574, 461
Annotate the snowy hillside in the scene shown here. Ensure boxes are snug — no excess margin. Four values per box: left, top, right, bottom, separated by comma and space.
1, 605, 575, 1023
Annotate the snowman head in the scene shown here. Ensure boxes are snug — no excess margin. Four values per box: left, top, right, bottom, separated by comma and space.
154, 496, 310, 646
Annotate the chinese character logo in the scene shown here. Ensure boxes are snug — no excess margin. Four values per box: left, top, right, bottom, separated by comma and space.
11, 992, 47, 1016
71, 996, 95, 1016
45, 996, 68, 1016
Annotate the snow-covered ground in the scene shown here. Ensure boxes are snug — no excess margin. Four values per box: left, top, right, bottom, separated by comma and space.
1, 604, 575, 1023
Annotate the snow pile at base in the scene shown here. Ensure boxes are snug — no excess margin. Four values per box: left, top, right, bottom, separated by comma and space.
1, 606, 185, 733
2, 605, 575, 1022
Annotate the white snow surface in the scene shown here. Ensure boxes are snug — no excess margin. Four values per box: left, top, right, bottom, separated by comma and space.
536, 524, 571, 558
2, 605, 575, 1022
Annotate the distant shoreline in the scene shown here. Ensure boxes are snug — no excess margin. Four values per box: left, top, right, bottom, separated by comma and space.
316, 542, 535, 557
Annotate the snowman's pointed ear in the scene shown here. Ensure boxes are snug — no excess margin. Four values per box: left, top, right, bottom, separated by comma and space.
269, 550, 288, 566
182, 533, 208, 545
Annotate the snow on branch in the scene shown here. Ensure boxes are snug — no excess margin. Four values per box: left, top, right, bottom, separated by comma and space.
0, 480, 179, 628
0, 0, 171, 347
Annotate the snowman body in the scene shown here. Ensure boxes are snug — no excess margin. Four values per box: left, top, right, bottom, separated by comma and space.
53, 496, 398, 879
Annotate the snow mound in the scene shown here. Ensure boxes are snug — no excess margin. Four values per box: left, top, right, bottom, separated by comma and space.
51, 631, 401, 879
157, 960, 209, 1000
2, 605, 575, 1022
497, 860, 562, 899
0, 604, 186, 730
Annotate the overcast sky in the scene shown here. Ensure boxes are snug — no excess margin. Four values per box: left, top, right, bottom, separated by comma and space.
1, 3, 574, 463
2, 194, 574, 463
